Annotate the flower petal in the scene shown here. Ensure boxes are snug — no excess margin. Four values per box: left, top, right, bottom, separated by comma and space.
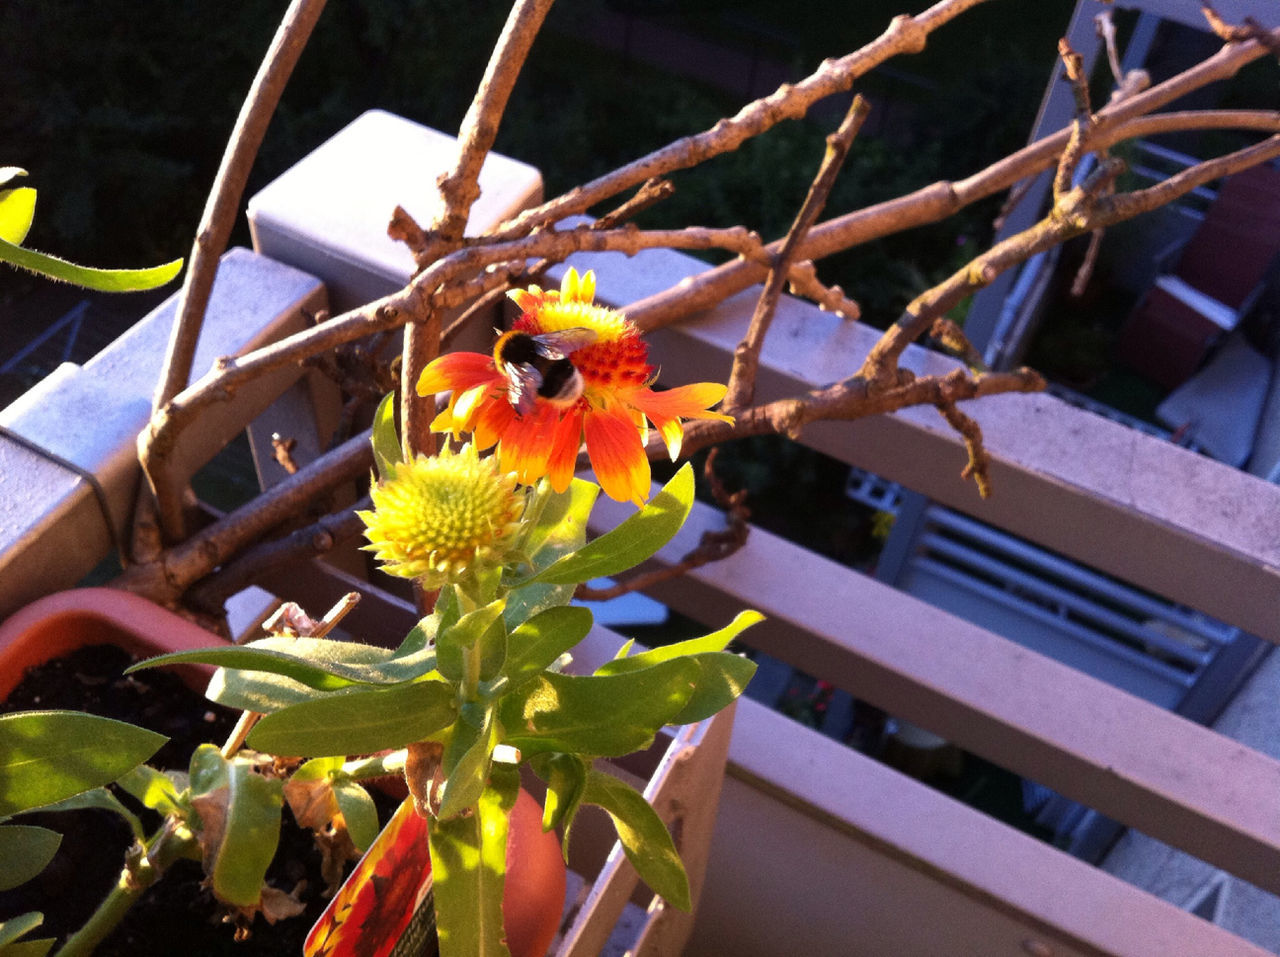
498, 402, 559, 486
417, 352, 502, 397
471, 392, 519, 451
630, 382, 732, 459
584, 402, 651, 505
545, 406, 585, 493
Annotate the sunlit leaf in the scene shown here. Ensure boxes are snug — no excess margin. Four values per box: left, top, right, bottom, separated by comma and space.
0, 711, 166, 817
333, 780, 379, 853
525, 464, 693, 586
500, 606, 593, 690
497, 659, 697, 757
0, 236, 182, 292
247, 679, 457, 756
130, 637, 400, 691
428, 766, 517, 957
596, 611, 762, 724
582, 770, 690, 911
189, 745, 283, 908
531, 752, 587, 839
0, 826, 60, 891
504, 480, 599, 628
0, 185, 36, 245
371, 391, 402, 481
436, 706, 498, 821
602, 611, 764, 668
437, 600, 506, 685
116, 765, 186, 818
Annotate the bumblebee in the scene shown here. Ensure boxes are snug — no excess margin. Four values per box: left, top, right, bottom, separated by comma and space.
493, 327, 598, 416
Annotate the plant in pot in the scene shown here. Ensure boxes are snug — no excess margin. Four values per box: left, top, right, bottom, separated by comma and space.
1, 326, 759, 956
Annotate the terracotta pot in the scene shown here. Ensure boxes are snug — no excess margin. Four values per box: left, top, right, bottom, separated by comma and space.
0, 586, 230, 699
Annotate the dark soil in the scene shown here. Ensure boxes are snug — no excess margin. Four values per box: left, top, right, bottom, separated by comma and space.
0, 643, 381, 955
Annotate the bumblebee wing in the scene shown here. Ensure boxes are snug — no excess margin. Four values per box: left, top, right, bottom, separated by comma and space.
532, 327, 597, 360
504, 361, 543, 416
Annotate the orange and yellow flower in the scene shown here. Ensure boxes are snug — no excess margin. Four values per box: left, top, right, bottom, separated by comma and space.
417, 268, 731, 505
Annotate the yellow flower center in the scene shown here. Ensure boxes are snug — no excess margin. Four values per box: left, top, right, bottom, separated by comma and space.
511, 269, 654, 397
358, 444, 524, 587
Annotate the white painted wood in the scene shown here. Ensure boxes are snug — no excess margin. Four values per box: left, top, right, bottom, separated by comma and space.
247, 109, 543, 319
0, 249, 325, 618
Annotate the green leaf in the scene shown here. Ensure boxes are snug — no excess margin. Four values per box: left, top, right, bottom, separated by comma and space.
205, 637, 441, 713
206, 669, 328, 713
0, 937, 56, 957
0, 826, 60, 891
116, 765, 187, 818
0, 186, 36, 245
428, 766, 518, 957
189, 745, 283, 908
602, 611, 764, 668
504, 480, 599, 629
437, 600, 507, 685
0, 236, 182, 292
370, 391, 402, 481
332, 780, 379, 853
0, 711, 166, 817
500, 605, 594, 689
497, 659, 698, 757
34, 787, 146, 841
533, 752, 588, 838
521, 479, 598, 567
0, 911, 55, 957
582, 770, 690, 911
526, 463, 694, 586
247, 680, 458, 756
131, 637, 401, 691
436, 705, 498, 821
596, 611, 762, 724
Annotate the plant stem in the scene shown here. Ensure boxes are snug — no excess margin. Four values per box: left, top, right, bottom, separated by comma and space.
343, 749, 408, 780
55, 820, 197, 957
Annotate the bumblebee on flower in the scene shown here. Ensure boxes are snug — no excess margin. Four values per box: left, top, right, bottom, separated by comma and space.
418, 268, 731, 505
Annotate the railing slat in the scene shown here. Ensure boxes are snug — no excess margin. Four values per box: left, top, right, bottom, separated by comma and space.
587, 492, 1280, 896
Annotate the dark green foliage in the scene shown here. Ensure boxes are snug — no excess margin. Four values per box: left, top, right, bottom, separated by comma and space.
2, 0, 1072, 318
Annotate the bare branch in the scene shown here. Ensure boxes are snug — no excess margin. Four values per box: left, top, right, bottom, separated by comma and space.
143, 0, 329, 544
487, 0, 994, 243
626, 32, 1280, 333
935, 394, 992, 498
154, 0, 329, 412
120, 429, 374, 604
401, 0, 555, 461
724, 95, 871, 414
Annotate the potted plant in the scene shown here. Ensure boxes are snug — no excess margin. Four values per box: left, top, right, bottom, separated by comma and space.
0, 338, 759, 956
